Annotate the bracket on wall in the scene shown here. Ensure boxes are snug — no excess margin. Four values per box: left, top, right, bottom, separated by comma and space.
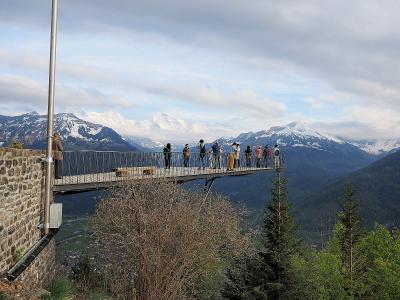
41, 156, 53, 163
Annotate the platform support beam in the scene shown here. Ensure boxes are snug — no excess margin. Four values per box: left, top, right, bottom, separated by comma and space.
204, 177, 217, 201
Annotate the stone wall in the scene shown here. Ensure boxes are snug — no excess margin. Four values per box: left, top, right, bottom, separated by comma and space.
0, 147, 56, 288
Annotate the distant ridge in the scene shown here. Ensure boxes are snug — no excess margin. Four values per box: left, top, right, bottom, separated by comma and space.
123, 136, 164, 152
297, 149, 400, 230
212, 121, 400, 156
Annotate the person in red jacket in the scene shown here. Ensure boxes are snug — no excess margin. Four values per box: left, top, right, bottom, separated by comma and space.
264, 145, 271, 168
255, 146, 262, 168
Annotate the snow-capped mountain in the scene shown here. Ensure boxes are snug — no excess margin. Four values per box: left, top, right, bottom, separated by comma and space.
123, 136, 165, 152
348, 139, 400, 156
206, 122, 400, 212
0, 112, 138, 151
213, 122, 347, 153
208, 122, 385, 211
213, 122, 400, 156
2, 113, 399, 156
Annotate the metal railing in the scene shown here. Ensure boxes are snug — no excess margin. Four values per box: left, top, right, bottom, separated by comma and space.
54, 150, 285, 187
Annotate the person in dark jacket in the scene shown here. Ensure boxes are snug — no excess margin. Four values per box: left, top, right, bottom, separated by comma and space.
198, 139, 206, 169
211, 142, 220, 169
53, 132, 63, 179
163, 143, 172, 169
245, 145, 252, 168
183, 144, 191, 167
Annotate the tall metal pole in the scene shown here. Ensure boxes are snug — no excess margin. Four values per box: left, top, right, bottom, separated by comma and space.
44, 0, 59, 235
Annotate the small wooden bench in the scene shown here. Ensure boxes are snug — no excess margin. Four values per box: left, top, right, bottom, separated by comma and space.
142, 168, 154, 176
114, 167, 155, 177
115, 168, 130, 177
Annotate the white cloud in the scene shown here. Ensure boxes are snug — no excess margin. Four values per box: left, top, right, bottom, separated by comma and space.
309, 104, 400, 140
304, 97, 323, 109
0, 75, 45, 104
304, 92, 357, 110
0, 74, 134, 110
0, 48, 118, 82
80, 110, 237, 143
2, 0, 400, 141
141, 82, 287, 119
344, 106, 400, 139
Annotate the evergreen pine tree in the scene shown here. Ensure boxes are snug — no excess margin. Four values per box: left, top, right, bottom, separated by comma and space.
223, 255, 266, 300
222, 175, 300, 299
258, 174, 300, 299
337, 183, 365, 297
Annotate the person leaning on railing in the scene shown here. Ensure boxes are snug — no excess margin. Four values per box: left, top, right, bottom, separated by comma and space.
198, 139, 206, 170
227, 144, 235, 171
208, 148, 214, 168
219, 147, 224, 169
245, 145, 252, 168
211, 142, 221, 169
274, 144, 280, 169
231, 142, 241, 168
255, 145, 262, 168
264, 145, 271, 168
53, 132, 63, 179
163, 143, 172, 169
183, 144, 191, 167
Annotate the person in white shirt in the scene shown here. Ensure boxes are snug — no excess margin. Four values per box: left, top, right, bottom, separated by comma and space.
273, 144, 280, 169
235, 143, 241, 168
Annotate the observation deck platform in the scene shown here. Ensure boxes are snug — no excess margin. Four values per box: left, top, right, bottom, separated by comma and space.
54, 166, 277, 193
53, 150, 283, 193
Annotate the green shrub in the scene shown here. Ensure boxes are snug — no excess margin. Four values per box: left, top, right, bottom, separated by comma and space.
41, 277, 73, 300
0, 291, 10, 300
89, 291, 110, 300
12, 248, 25, 263
72, 255, 105, 291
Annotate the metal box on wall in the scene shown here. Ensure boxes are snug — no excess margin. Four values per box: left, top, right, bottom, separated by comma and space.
49, 203, 63, 228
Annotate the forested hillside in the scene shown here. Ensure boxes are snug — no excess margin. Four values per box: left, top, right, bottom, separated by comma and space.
298, 150, 400, 233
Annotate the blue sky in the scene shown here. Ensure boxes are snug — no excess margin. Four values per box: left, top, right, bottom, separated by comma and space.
1, 0, 399, 143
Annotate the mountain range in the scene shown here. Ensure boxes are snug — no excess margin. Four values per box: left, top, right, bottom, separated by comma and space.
212, 121, 400, 156
0, 112, 138, 151
208, 122, 395, 201
2, 112, 399, 156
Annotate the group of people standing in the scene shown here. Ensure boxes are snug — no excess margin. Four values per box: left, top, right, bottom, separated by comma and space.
163, 140, 281, 170
165, 141, 208, 169
245, 144, 280, 169
163, 140, 223, 170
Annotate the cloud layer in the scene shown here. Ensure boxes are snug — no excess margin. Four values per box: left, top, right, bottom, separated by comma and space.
1, 0, 400, 141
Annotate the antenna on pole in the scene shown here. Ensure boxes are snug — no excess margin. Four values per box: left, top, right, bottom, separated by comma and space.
44, 0, 59, 235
